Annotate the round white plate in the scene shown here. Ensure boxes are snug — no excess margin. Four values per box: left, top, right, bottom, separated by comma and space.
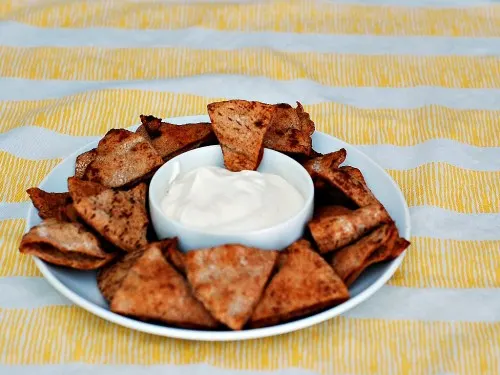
26, 115, 411, 342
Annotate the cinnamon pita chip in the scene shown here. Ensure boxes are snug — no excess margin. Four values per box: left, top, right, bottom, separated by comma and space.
251, 239, 349, 328
97, 238, 176, 302
19, 219, 115, 270
27, 187, 73, 222
303, 149, 347, 180
185, 244, 278, 330
162, 238, 186, 275
318, 168, 379, 208
331, 224, 397, 285
207, 100, 275, 172
75, 149, 97, 179
73, 183, 149, 252
67, 177, 108, 201
308, 204, 391, 254
97, 249, 145, 302
263, 102, 314, 156
111, 242, 218, 329
83, 129, 163, 188
137, 115, 214, 160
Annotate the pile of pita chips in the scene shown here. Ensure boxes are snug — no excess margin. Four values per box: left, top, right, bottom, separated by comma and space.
20, 100, 410, 331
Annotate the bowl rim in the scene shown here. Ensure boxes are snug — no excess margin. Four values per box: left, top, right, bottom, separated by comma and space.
148, 144, 315, 237
26, 114, 412, 342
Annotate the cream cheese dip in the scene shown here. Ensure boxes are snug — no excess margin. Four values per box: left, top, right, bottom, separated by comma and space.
160, 165, 305, 233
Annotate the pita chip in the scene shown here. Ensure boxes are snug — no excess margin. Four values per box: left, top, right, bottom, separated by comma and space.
263, 102, 315, 156
75, 149, 97, 179
67, 177, 108, 201
308, 203, 391, 254
303, 149, 347, 179
83, 129, 164, 188
19, 219, 115, 270
137, 115, 214, 160
207, 100, 275, 172
111, 243, 218, 329
331, 224, 397, 285
27, 187, 73, 222
162, 238, 186, 275
185, 244, 278, 330
97, 238, 176, 302
251, 239, 349, 328
73, 183, 149, 252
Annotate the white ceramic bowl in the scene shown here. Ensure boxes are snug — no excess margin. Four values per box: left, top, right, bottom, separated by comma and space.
148, 145, 315, 251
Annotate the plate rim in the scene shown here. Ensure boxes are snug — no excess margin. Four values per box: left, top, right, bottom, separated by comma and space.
27, 115, 411, 342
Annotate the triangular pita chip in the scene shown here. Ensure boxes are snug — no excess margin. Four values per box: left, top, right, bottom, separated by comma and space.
137, 115, 214, 160
111, 242, 218, 329
185, 244, 278, 330
263, 102, 314, 156
207, 100, 275, 172
308, 204, 391, 254
19, 219, 115, 270
162, 238, 186, 275
27, 187, 72, 221
303, 149, 347, 180
316, 168, 379, 208
251, 239, 349, 328
83, 129, 163, 188
68, 177, 108, 201
75, 149, 97, 179
73, 183, 149, 252
331, 224, 397, 285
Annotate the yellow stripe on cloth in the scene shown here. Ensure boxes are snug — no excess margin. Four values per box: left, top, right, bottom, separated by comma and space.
2, 91, 500, 147
0, 219, 40, 277
0, 153, 61, 202
0, 306, 498, 374
390, 238, 500, 288
1, 47, 500, 87
1, 1, 500, 37
3, 216, 498, 288
387, 163, 500, 214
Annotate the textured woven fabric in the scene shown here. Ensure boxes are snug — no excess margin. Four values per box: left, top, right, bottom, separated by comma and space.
0, 1, 499, 374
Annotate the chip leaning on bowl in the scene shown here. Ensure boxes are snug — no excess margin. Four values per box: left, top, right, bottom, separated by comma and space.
19, 100, 410, 331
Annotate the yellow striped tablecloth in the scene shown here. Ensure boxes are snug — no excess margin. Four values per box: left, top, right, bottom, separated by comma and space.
1, 0, 499, 374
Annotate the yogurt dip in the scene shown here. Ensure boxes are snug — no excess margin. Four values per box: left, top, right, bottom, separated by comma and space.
160, 165, 305, 233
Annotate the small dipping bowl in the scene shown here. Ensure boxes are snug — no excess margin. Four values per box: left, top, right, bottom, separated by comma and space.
149, 145, 315, 252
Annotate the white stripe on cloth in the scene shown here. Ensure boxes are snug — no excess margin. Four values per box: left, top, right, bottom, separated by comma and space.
1, 278, 499, 322
2, 77, 500, 110
1, 22, 500, 55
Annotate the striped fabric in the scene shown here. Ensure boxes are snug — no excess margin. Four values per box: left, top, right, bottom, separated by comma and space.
0, 0, 499, 374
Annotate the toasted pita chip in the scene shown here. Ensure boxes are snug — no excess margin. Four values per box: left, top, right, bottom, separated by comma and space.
331, 224, 397, 285
318, 168, 379, 208
138, 115, 214, 160
73, 183, 149, 252
97, 238, 177, 302
162, 238, 186, 275
75, 149, 97, 179
83, 129, 164, 188
26, 187, 73, 222
308, 204, 391, 254
313, 205, 352, 220
97, 249, 145, 302
207, 100, 275, 172
111, 243, 218, 329
185, 244, 278, 330
303, 149, 347, 180
263, 102, 314, 156
67, 177, 108, 201
250, 239, 349, 328
19, 219, 115, 270
341, 230, 409, 286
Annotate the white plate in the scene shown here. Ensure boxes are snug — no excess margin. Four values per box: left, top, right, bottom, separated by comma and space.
26, 115, 411, 342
